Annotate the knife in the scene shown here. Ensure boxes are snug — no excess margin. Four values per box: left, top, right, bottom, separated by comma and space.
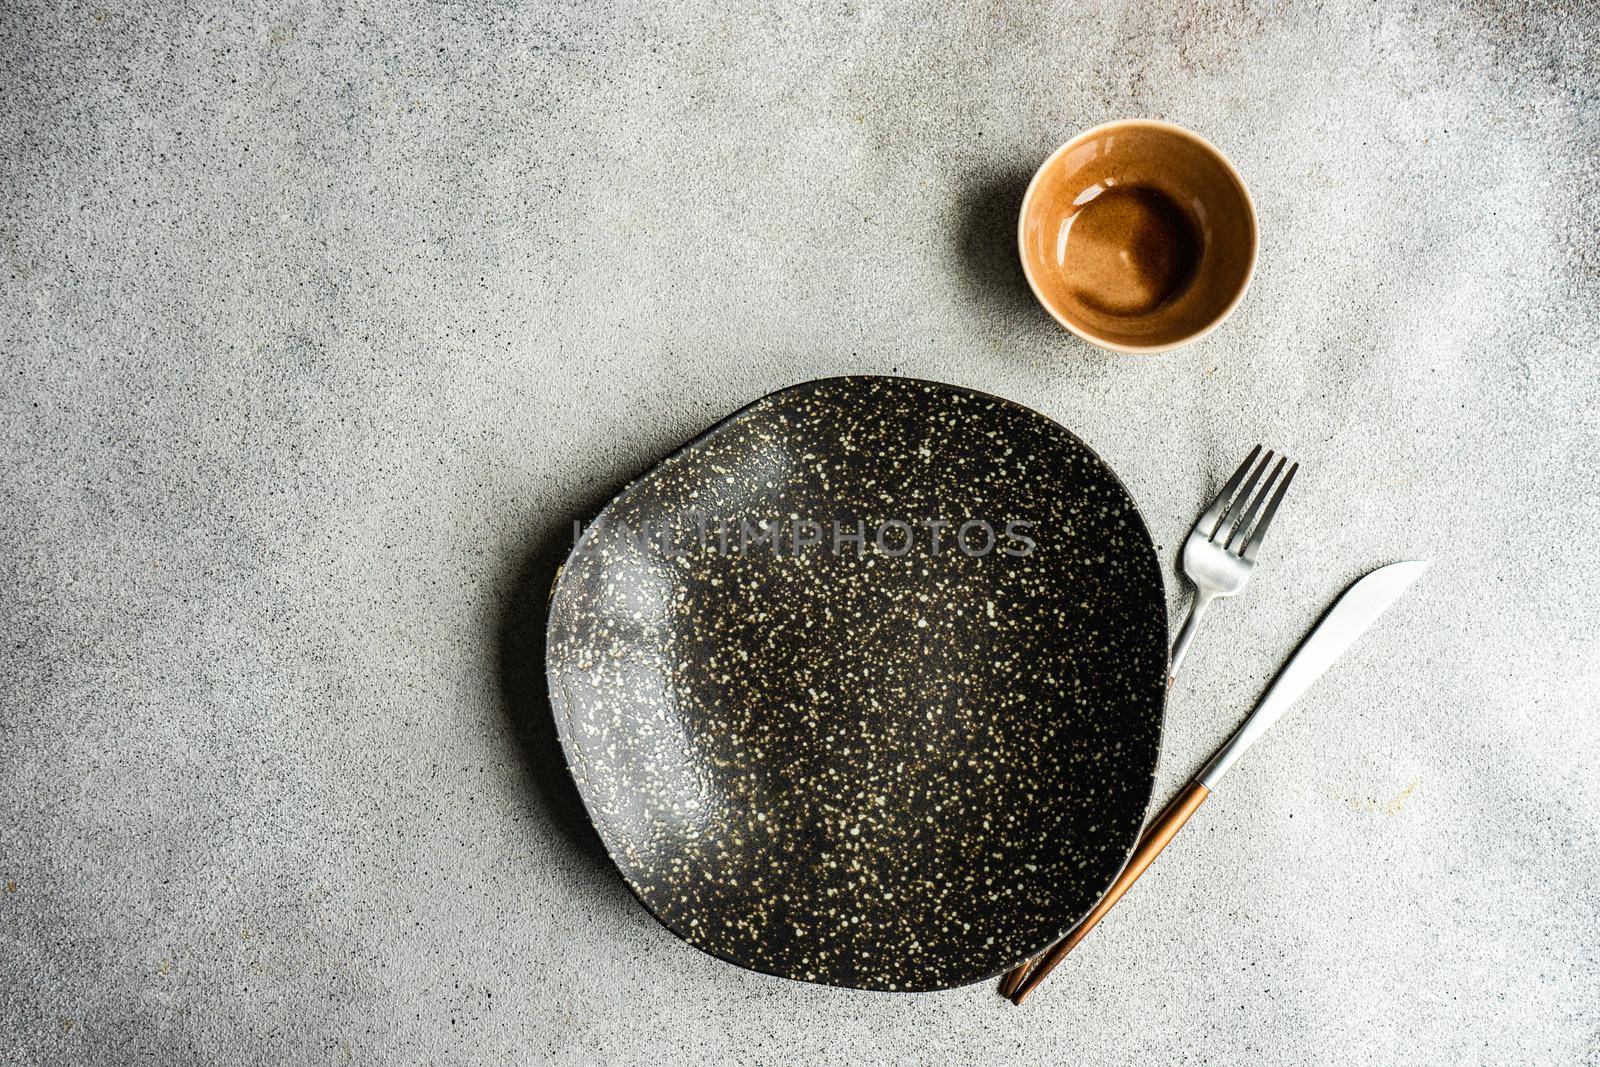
1009, 560, 1429, 1005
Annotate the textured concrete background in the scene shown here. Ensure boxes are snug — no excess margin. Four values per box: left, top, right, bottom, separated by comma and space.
2, 1, 1597, 1063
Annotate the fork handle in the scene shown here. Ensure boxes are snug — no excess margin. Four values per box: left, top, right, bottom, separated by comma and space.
1009, 781, 1211, 1004
1166, 591, 1215, 685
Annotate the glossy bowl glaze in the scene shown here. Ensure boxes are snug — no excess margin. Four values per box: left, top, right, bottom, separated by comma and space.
1019, 119, 1257, 353
545, 376, 1168, 990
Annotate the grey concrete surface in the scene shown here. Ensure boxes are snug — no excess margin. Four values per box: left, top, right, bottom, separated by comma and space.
2, 1, 1597, 1063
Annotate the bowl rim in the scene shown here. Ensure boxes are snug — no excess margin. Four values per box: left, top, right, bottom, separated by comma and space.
1016, 117, 1259, 354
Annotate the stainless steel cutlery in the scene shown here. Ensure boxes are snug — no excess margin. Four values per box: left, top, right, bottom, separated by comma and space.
1168, 445, 1298, 684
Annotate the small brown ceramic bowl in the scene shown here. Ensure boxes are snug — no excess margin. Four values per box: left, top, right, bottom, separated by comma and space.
1018, 119, 1257, 353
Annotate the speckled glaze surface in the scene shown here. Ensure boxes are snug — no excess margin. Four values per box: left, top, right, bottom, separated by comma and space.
545, 376, 1167, 991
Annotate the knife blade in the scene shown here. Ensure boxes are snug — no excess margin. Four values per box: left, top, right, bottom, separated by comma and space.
1196, 559, 1429, 789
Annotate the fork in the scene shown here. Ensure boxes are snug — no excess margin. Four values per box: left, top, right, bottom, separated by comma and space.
1167, 445, 1298, 684
997, 446, 1297, 1000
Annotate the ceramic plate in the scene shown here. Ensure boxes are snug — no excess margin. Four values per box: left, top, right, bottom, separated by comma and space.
545, 376, 1167, 990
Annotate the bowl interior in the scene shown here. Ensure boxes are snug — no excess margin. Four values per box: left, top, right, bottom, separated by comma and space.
546, 376, 1168, 990
1020, 121, 1256, 351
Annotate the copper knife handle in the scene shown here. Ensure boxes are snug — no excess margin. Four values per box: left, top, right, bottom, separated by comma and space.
996, 956, 1030, 998
1006, 780, 1210, 1005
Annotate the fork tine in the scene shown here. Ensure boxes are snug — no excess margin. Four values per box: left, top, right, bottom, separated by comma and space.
1226, 456, 1286, 550
1241, 462, 1297, 562
1212, 449, 1274, 543
1196, 445, 1262, 537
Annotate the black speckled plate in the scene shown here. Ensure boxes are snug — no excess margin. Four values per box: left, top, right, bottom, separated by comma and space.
545, 376, 1167, 991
